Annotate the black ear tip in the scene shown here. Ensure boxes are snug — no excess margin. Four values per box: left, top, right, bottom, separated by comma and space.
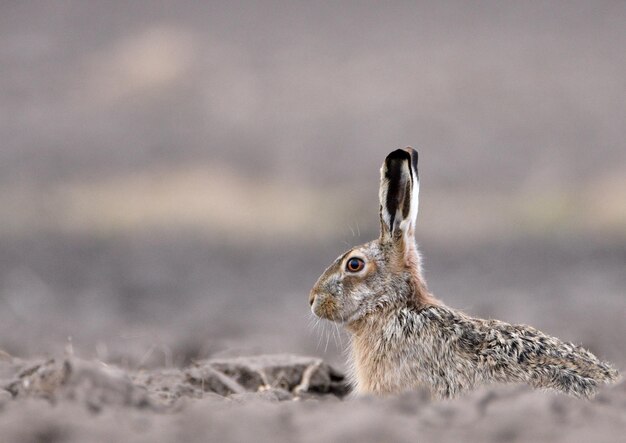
386, 148, 412, 162
385, 147, 419, 167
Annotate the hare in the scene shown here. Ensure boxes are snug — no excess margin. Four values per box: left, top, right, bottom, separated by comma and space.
309, 147, 619, 399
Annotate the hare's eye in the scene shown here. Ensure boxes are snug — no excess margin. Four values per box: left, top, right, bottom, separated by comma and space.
346, 257, 365, 273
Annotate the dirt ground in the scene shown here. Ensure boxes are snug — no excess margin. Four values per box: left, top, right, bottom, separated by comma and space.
0, 350, 624, 443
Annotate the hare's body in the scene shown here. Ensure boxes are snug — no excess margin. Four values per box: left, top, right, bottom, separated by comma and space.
348, 303, 617, 398
310, 148, 619, 399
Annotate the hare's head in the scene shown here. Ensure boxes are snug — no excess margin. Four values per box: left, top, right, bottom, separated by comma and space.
310, 148, 430, 324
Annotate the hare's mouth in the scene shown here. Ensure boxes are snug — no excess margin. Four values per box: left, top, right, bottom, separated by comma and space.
310, 296, 358, 325
310, 294, 336, 320
311, 293, 345, 322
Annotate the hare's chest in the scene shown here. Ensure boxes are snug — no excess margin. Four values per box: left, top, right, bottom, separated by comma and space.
349, 334, 424, 395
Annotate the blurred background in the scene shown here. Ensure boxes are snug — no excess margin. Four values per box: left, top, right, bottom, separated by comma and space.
0, 1, 624, 370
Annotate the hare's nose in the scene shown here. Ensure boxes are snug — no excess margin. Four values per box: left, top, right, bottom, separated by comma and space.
309, 291, 317, 306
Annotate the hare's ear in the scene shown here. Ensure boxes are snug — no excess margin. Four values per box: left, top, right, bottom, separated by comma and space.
379, 148, 419, 244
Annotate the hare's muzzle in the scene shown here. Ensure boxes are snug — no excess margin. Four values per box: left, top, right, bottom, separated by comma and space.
309, 289, 339, 321
309, 289, 325, 317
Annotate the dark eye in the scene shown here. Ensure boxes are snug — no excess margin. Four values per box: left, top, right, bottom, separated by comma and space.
346, 257, 365, 273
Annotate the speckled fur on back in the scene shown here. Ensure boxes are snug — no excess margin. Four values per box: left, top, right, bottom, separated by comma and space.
309, 147, 619, 399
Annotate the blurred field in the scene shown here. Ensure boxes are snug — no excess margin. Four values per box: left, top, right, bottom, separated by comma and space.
0, 1, 625, 441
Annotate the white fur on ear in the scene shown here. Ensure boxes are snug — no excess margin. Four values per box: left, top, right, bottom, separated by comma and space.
399, 171, 419, 234
379, 148, 419, 241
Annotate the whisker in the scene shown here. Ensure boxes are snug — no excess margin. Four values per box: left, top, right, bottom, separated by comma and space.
347, 223, 356, 237
324, 324, 331, 353
331, 322, 339, 349
335, 321, 344, 347
315, 320, 325, 350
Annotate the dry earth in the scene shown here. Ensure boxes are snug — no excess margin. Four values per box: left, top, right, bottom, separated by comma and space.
0, 352, 624, 443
